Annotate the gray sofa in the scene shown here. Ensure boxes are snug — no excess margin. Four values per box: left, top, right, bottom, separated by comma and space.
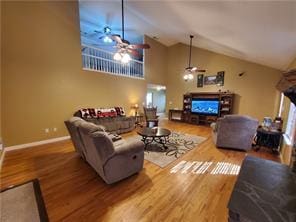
74, 111, 135, 134
65, 117, 144, 184
212, 115, 259, 151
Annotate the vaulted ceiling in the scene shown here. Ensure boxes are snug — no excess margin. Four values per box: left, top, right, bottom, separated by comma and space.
79, 0, 296, 70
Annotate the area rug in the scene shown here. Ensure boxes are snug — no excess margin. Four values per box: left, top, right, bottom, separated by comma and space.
0, 179, 48, 222
132, 132, 207, 168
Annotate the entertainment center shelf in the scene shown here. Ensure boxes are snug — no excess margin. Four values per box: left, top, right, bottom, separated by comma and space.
170, 92, 234, 125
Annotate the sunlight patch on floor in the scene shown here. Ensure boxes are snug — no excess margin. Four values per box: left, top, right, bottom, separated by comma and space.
170, 161, 241, 175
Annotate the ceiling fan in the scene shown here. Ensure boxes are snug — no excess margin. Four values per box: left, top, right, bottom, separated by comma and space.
183, 35, 206, 81
112, 0, 150, 63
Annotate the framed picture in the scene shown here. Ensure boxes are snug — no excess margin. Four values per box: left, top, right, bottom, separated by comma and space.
216, 71, 225, 86
204, 75, 217, 85
197, 74, 204, 87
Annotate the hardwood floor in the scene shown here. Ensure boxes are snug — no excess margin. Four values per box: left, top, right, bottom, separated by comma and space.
0, 120, 280, 222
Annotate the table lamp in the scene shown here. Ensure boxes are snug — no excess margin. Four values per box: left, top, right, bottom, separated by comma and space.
132, 103, 139, 116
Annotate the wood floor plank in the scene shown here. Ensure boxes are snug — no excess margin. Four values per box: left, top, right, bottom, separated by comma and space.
0, 120, 280, 222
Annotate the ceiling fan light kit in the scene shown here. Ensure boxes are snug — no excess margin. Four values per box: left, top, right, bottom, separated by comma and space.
183, 73, 194, 81
113, 51, 131, 64
103, 36, 113, 43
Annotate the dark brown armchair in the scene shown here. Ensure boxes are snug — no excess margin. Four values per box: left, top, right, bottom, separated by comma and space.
143, 107, 159, 127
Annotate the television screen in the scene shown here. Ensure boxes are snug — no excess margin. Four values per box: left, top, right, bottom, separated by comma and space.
191, 99, 220, 115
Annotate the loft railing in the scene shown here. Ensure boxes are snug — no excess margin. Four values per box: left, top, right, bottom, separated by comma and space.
81, 44, 144, 79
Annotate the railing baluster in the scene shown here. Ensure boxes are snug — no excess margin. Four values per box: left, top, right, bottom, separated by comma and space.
100, 57, 102, 71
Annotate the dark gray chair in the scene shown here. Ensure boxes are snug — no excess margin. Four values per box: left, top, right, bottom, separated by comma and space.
143, 107, 159, 127
65, 117, 144, 184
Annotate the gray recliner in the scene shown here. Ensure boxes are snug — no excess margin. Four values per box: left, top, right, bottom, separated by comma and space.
65, 117, 144, 184
64, 117, 89, 160
212, 115, 259, 151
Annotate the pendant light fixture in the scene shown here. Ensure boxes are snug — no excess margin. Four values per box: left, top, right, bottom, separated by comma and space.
113, 0, 130, 63
183, 35, 206, 81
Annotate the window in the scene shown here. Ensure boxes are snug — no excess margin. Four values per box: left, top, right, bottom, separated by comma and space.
286, 102, 296, 144
81, 45, 144, 79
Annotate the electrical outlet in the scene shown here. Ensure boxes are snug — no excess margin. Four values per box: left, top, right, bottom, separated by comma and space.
53, 127, 57, 132
45, 128, 49, 133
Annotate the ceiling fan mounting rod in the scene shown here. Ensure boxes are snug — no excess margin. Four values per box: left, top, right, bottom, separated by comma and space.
188, 35, 194, 68
122, 0, 124, 40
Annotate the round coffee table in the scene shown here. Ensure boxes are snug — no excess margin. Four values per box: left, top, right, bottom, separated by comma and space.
137, 127, 171, 149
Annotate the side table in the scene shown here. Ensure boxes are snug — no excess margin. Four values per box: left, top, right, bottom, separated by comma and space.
254, 127, 283, 153
168, 109, 183, 121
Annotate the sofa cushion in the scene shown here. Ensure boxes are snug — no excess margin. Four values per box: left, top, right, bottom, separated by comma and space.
97, 118, 119, 132
118, 119, 131, 129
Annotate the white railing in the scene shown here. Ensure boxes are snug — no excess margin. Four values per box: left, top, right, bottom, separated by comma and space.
81, 44, 144, 79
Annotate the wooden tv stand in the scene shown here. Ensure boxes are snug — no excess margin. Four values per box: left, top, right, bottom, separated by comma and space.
180, 92, 234, 125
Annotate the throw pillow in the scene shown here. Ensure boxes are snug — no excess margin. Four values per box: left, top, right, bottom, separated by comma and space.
109, 108, 117, 117
96, 108, 117, 118
80, 108, 91, 119
88, 108, 97, 118
96, 108, 104, 118
114, 107, 126, 116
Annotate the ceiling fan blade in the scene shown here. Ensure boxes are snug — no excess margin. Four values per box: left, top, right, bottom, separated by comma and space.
191, 67, 206, 72
111, 34, 122, 44
122, 39, 130, 45
128, 44, 150, 49
127, 49, 141, 58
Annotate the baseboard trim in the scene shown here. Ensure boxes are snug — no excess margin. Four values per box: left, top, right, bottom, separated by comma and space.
5, 136, 70, 152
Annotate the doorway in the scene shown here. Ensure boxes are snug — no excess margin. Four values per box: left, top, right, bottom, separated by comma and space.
146, 84, 166, 115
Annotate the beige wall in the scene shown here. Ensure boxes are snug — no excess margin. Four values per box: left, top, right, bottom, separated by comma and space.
144, 36, 168, 85
166, 43, 282, 121
1, 1, 166, 146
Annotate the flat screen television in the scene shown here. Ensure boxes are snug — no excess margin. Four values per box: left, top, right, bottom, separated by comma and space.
191, 98, 220, 116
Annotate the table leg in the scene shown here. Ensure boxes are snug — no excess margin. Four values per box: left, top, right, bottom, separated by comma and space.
141, 136, 154, 149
